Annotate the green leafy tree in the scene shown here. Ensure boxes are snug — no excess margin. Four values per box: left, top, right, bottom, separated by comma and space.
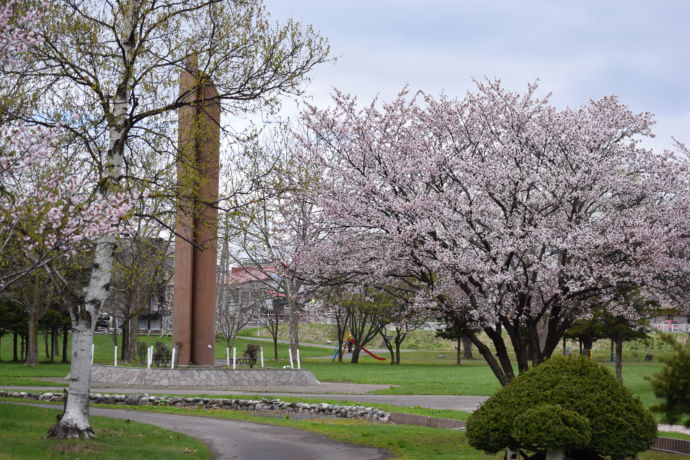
649, 334, 690, 427
436, 309, 477, 365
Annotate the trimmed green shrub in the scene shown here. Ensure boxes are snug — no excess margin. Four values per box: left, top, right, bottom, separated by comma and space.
512, 404, 591, 451
466, 355, 657, 458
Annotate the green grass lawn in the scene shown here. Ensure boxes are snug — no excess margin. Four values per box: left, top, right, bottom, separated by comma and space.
0, 330, 674, 426
0, 332, 327, 365
81, 403, 690, 460
82, 403, 500, 460
0, 403, 210, 459
1, 399, 684, 460
0, 362, 70, 386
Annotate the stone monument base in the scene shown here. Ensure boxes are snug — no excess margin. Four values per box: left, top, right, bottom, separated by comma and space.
90, 365, 320, 388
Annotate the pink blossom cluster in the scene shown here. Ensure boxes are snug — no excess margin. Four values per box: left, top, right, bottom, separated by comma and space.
0, 2, 132, 283
0, 0, 46, 70
295, 81, 690, 329
0, 124, 133, 258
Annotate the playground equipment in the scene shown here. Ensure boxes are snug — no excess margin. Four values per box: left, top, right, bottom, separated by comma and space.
331, 338, 386, 361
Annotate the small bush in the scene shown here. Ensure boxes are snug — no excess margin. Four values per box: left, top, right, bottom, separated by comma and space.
136, 341, 148, 363
244, 344, 260, 360
466, 355, 657, 458
153, 341, 171, 364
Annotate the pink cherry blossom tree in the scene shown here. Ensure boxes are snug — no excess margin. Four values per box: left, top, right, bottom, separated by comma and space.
296, 81, 690, 385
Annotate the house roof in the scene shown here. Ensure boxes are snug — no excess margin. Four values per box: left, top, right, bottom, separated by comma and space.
226, 265, 279, 286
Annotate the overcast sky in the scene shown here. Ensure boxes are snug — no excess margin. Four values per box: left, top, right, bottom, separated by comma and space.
262, 0, 690, 152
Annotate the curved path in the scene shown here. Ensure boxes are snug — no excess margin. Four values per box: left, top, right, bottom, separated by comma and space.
7, 402, 391, 460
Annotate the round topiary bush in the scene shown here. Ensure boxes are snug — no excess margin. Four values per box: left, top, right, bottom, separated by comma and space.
512, 403, 591, 451
466, 355, 657, 458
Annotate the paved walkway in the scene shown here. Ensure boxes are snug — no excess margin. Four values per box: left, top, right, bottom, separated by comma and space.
5, 402, 391, 460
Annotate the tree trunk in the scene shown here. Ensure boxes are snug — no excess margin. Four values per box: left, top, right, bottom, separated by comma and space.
615, 337, 624, 385
51, 326, 60, 359
467, 329, 513, 385
111, 320, 118, 347
47, 320, 96, 439
351, 346, 361, 363
48, 0, 133, 437
272, 335, 279, 360
13, 330, 18, 361
462, 335, 473, 359
383, 337, 395, 363
582, 336, 594, 354
61, 325, 69, 363
25, 313, 39, 366
288, 297, 299, 360
120, 322, 128, 360
50, 327, 57, 362
21, 333, 26, 361
394, 339, 402, 365
334, 310, 349, 363
456, 337, 462, 366
126, 318, 138, 362
44, 329, 50, 360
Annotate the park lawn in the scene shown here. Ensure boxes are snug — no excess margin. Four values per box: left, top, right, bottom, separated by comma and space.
230, 336, 330, 360
659, 431, 690, 441
1, 399, 683, 460
91, 403, 496, 460
1, 333, 328, 366
0, 362, 69, 387
302, 359, 664, 404
0, 403, 210, 460
86, 403, 687, 460
304, 360, 504, 395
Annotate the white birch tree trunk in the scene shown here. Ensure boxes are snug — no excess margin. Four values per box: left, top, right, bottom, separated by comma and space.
287, 281, 301, 358
48, 5, 134, 438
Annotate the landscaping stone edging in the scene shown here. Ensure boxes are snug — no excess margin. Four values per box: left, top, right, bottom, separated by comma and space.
389, 412, 465, 429
0, 391, 391, 423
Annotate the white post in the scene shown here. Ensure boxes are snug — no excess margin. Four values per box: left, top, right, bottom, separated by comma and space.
296, 349, 301, 369
288, 348, 294, 369
506, 448, 520, 460
260, 347, 264, 368
226, 347, 230, 367
232, 347, 236, 370
91, 343, 95, 364
114, 346, 118, 367
546, 449, 565, 460
171, 347, 176, 369
147, 346, 152, 368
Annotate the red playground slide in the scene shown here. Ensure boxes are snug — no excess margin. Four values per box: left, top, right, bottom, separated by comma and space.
360, 347, 386, 361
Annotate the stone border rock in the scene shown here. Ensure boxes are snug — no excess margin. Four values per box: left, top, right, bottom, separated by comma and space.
0, 391, 391, 423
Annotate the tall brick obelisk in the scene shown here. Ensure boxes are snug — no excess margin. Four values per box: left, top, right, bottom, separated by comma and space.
173, 56, 220, 366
